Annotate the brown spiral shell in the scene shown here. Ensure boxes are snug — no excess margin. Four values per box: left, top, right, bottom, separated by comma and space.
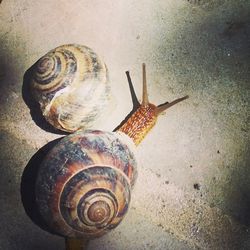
30, 44, 110, 132
35, 130, 137, 238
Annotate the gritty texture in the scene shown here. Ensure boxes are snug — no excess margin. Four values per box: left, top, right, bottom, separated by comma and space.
0, 0, 249, 249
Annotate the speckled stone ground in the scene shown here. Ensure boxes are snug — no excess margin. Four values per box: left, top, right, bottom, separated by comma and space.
0, 0, 249, 249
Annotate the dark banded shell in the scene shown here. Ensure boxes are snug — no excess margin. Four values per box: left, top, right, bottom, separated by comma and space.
35, 130, 137, 238
30, 44, 110, 132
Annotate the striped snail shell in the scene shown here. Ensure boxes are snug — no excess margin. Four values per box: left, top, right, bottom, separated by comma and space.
30, 44, 110, 132
36, 130, 137, 238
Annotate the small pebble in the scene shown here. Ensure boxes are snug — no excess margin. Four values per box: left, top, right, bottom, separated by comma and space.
193, 183, 201, 190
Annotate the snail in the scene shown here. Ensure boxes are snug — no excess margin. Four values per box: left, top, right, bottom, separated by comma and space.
35, 61, 188, 245
29, 44, 110, 132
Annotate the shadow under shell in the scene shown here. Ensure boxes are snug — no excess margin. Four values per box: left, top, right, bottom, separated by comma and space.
20, 137, 64, 235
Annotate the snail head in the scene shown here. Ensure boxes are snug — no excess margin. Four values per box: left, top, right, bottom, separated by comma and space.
116, 63, 189, 145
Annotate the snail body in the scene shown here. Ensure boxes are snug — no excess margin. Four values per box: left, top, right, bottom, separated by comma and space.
32, 50, 189, 241
30, 44, 110, 132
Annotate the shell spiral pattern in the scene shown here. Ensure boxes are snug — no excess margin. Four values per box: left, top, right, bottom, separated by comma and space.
35, 130, 137, 238
30, 44, 110, 132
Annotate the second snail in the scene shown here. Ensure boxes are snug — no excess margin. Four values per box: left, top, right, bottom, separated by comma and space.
29, 44, 110, 132
28, 44, 188, 240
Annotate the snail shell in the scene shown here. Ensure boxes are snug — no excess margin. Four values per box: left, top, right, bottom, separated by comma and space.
30, 44, 110, 132
35, 130, 137, 238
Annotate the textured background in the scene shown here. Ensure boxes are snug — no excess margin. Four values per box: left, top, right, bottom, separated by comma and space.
0, 0, 249, 249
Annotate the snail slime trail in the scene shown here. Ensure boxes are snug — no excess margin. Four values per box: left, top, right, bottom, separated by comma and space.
27, 44, 188, 250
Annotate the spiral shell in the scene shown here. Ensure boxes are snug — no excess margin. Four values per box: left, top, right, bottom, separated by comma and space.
30, 44, 110, 132
35, 130, 137, 238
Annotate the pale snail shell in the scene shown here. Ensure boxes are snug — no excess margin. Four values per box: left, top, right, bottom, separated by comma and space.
35, 130, 137, 238
30, 44, 110, 132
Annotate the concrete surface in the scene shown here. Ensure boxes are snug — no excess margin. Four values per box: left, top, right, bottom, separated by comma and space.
0, 0, 249, 249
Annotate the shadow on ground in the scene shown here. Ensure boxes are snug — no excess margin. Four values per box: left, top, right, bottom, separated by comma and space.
20, 137, 63, 235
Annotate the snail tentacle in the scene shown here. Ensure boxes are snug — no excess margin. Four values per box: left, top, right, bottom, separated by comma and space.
156, 95, 189, 115
125, 71, 140, 111
142, 63, 149, 107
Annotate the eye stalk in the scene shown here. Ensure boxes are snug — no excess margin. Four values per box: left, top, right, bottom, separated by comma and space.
115, 63, 189, 145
